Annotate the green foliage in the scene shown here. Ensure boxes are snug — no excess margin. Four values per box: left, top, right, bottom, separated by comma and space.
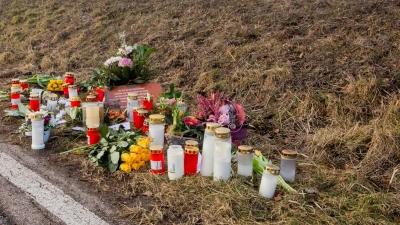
159, 84, 182, 99
61, 124, 140, 173
4, 102, 31, 117
26, 74, 55, 88
64, 107, 82, 122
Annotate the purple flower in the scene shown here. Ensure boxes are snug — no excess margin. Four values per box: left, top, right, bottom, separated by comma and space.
218, 114, 230, 126
219, 105, 230, 115
118, 58, 133, 68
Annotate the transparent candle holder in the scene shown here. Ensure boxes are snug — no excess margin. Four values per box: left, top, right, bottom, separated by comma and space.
214, 127, 232, 181
149, 114, 166, 147
237, 145, 254, 177
280, 150, 297, 182
167, 145, 184, 180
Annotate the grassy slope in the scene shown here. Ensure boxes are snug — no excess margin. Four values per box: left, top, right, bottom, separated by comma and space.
1, 0, 400, 224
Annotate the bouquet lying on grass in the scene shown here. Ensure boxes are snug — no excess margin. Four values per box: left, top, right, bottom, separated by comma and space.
253, 150, 297, 193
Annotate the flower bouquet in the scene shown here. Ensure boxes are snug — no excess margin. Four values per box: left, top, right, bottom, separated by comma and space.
90, 33, 157, 89
193, 91, 247, 141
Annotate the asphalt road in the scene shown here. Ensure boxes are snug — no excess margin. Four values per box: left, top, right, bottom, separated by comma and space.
0, 138, 123, 225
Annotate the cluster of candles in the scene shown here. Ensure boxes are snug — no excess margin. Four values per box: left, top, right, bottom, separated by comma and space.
10, 78, 29, 109
144, 121, 298, 199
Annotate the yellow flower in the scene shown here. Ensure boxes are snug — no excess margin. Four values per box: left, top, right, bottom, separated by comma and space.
129, 153, 138, 163
139, 161, 145, 167
131, 163, 140, 171
142, 148, 149, 154
130, 145, 142, 153
57, 80, 64, 84
52, 83, 58, 88
49, 80, 56, 83
121, 153, 132, 163
120, 163, 131, 172
137, 137, 150, 149
141, 153, 148, 162
254, 150, 261, 157
48, 87, 54, 91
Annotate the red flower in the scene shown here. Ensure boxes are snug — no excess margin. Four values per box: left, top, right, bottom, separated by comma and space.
183, 117, 200, 126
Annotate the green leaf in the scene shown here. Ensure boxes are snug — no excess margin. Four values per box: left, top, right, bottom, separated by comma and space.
110, 145, 117, 153
122, 66, 130, 81
100, 138, 109, 146
110, 151, 119, 164
109, 162, 118, 173
99, 124, 109, 138
133, 78, 145, 83
96, 150, 105, 159
118, 141, 128, 148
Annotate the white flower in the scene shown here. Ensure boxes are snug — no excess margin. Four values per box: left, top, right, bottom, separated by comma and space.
117, 44, 134, 56
104, 56, 122, 67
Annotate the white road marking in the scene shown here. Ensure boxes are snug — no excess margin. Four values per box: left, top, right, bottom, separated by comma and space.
0, 152, 109, 225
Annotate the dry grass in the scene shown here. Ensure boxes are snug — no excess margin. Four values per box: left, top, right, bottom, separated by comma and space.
1, 0, 400, 223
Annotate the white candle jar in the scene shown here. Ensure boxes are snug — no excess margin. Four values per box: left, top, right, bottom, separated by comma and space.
200, 122, 221, 176
280, 150, 297, 182
68, 85, 78, 97
82, 97, 104, 127
126, 92, 138, 122
149, 114, 166, 147
213, 127, 232, 181
47, 93, 58, 111
167, 145, 184, 180
259, 164, 280, 199
237, 145, 254, 177
30, 112, 45, 150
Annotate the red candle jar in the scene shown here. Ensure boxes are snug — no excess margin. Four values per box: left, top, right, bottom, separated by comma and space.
134, 109, 148, 129
87, 125, 100, 145
70, 96, 81, 107
149, 145, 165, 174
11, 90, 21, 109
142, 118, 149, 135
19, 79, 28, 91
93, 87, 104, 102
29, 94, 40, 112
64, 72, 75, 85
62, 83, 69, 98
184, 146, 199, 175
143, 97, 153, 111
11, 78, 19, 85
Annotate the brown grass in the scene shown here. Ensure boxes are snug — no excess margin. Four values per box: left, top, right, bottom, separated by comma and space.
1, 0, 400, 223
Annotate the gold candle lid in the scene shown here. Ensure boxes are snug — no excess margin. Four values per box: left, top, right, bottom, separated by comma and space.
48, 93, 58, 101
206, 122, 221, 133
11, 84, 20, 88
68, 85, 77, 89
11, 78, 19, 83
149, 145, 163, 154
86, 94, 97, 102
264, 164, 280, 175
11, 89, 21, 94
70, 96, 81, 101
149, 114, 165, 124
65, 72, 75, 77
238, 145, 253, 154
136, 109, 148, 116
62, 83, 70, 88
281, 150, 297, 159
127, 92, 138, 100
184, 146, 199, 154
214, 127, 231, 139
19, 79, 27, 83
29, 112, 44, 121
185, 140, 198, 148
132, 106, 143, 112
87, 124, 99, 131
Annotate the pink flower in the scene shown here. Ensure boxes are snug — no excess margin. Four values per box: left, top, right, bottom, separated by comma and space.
166, 99, 176, 106
218, 114, 230, 126
219, 105, 230, 115
183, 117, 200, 126
118, 58, 133, 68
